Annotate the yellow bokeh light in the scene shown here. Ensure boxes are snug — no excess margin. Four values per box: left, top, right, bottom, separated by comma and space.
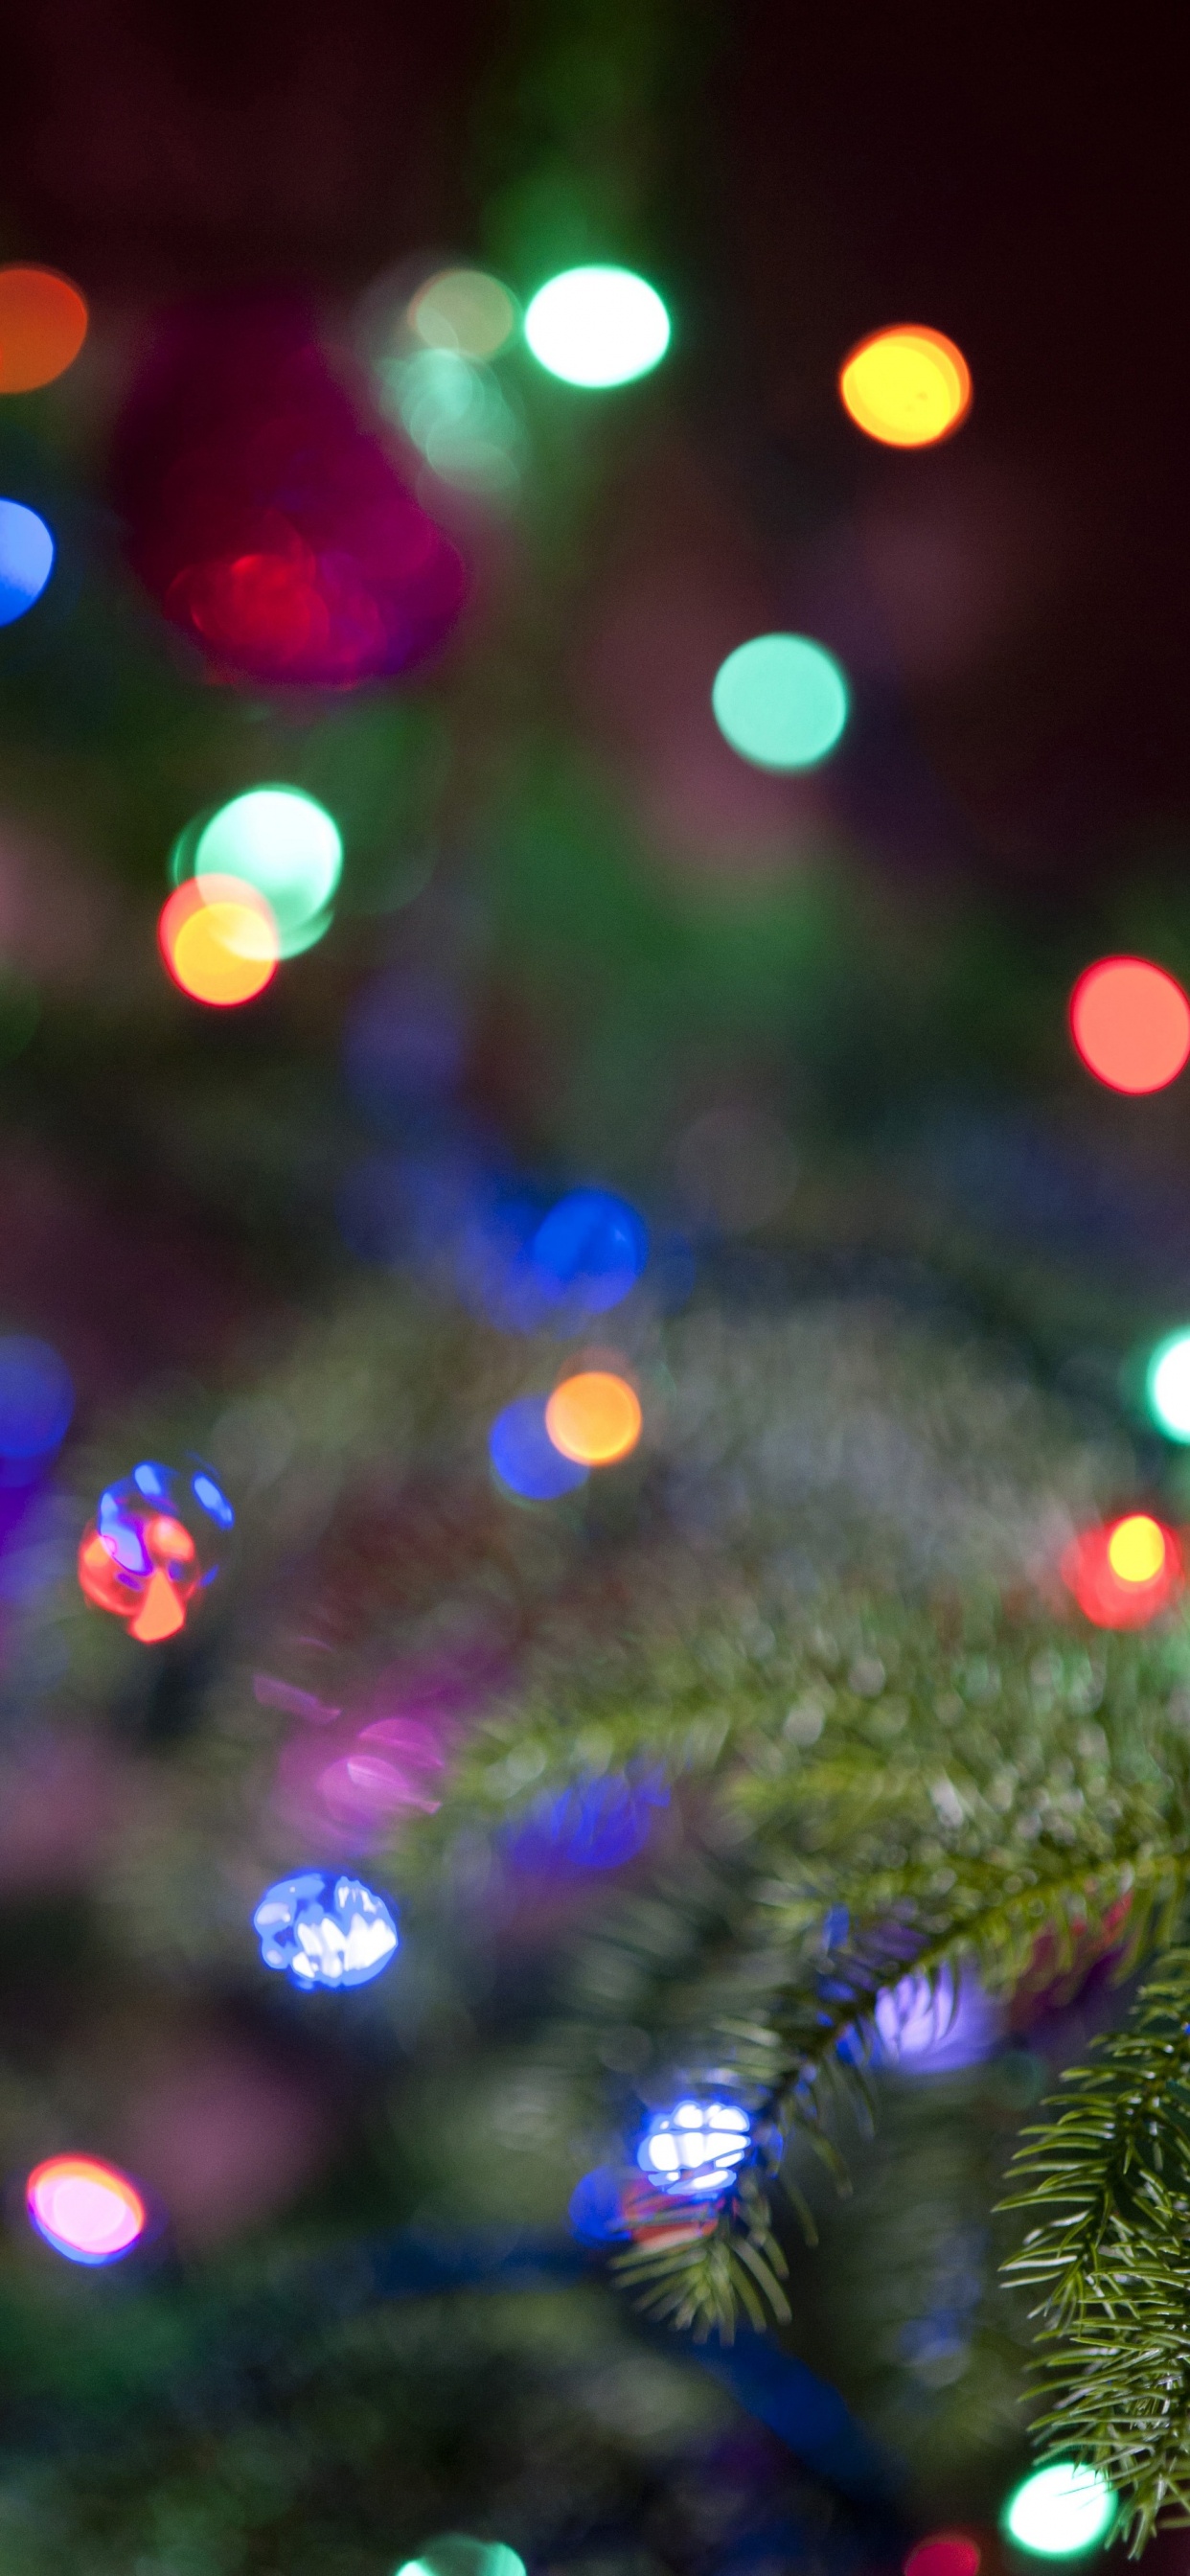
159, 875, 279, 1007
838, 324, 972, 448
1107, 1514, 1166, 1586
409, 267, 517, 360
544, 1371, 642, 1466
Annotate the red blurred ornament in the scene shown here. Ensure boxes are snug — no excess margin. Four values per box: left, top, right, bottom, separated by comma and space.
113, 306, 467, 688
620, 2172, 721, 2248
1061, 1514, 1183, 1628
904, 2539, 981, 2576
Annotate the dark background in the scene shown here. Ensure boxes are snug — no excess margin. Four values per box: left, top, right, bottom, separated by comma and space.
3, 1, 1185, 877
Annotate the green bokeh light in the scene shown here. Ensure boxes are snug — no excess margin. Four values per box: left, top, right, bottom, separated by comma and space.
378, 347, 523, 497
175, 787, 343, 958
396, 2540, 526, 2576
1147, 1327, 1190, 1442
1002, 2464, 1117, 2559
523, 264, 671, 388
712, 633, 850, 771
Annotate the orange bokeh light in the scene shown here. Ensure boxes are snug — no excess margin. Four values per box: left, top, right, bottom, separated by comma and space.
159, 874, 279, 1006
0, 265, 89, 395
78, 1508, 198, 1643
1062, 1516, 1183, 1628
1068, 955, 1190, 1094
838, 324, 972, 448
545, 1370, 642, 1466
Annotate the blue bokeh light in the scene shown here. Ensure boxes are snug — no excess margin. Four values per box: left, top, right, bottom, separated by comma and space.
568, 2164, 635, 2246
96, 1460, 233, 1581
132, 1460, 172, 1500
489, 1395, 588, 1501
528, 1188, 648, 1319
254, 1869, 400, 1990
636, 2099, 752, 2198
341, 1152, 652, 1335
0, 1336, 74, 1465
0, 499, 55, 626
192, 1470, 235, 1526
508, 1771, 668, 1870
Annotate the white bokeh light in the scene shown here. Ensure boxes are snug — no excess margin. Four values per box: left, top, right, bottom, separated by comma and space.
1003, 2463, 1116, 2558
636, 2099, 751, 2197
524, 266, 671, 389
1148, 1328, 1190, 1442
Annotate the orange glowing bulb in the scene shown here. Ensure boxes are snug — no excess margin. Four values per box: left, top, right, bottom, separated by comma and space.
129, 1572, 188, 1644
0, 265, 89, 394
159, 874, 279, 1007
544, 1370, 642, 1466
838, 324, 972, 448
1107, 1513, 1166, 1585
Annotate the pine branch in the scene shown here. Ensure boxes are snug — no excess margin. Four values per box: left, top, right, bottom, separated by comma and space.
609, 2172, 790, 2341
1000, 1947, 1190, 2550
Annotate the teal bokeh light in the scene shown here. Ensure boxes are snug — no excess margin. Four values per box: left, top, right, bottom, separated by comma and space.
396, 2542, 526, 2576
1002, 2463, 1116, 2559
712, 633, 850, 771
1147, 1328, 1190, 1442
173, 786, 343, 958
523, 265, 671, 388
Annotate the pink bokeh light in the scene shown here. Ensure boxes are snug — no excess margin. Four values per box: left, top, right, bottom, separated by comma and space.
27, 2154, 147, 2264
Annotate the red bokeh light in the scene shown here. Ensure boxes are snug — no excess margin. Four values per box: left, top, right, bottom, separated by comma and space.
1069, 955, 1190, 1093
904, 2538, 981, 2576
158, 876, 279, 1007
621, 2172, 721, 2248
78, 1506, 204, 1644
1062, 1517, 1184, 1628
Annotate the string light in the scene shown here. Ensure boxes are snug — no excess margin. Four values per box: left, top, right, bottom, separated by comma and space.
1146, 1328, 1190, 1441
0, 1334, 74, 1466
490, 1395, 588, 1501
77, 1460, 233, 1644
529, 1188, 649, 1317
636, 2100, 752, 2197
175, 787, 342, 959
0, 498, 55, 625
0, 264, 88, 393
838, 324, 972, 447
394, 2540, 526, 2576
712, 632, 849, 770
1068, 956, 1190, 1093
253, 1871, 400, 1990
545, 1371, 642, 1465
1001, 2463, 1116, 2559
409, 268, 517, 359
904, 2541, 980, 2576
159, 875, 279, 1006
1062, 1516, 1182, 1628
523, 265, 671, 388
26, 2154, 147, 2265
1107, 1513, 1165, 1582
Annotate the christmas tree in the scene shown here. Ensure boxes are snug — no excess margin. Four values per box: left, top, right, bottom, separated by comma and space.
3, 7, 1190, 2573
